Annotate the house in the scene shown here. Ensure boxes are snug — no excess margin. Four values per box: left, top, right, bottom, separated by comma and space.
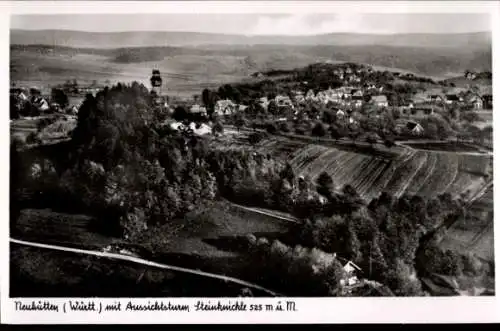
400, 101, 414, 110
467, 94, 484, 110
251, 72, 265, 78
316, 91, 329, 104
336, 109, 346, 117
465, 71, 477, 80
352, 99, 364, 108
214, 99, 236, 116
50, 102, 61, 112
370, 95, 388, 108
405, 121, 425, 135
258, 97, 269, 110
31, 96, 50, 112
294, 94, 306, 104
340, 260, 362, 287
352, 90, 364, 98
189, 122, 211, 136
189, 104, 208, 117
275, 95, 294, 109
10, 88, 28, 101
412, 92, 430, 105
430, 94, 445, 104
305, 89, 316, 101
324, 88, 343, 102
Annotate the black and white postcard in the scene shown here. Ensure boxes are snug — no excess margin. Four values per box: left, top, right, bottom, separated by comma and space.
1, 0, 499, 324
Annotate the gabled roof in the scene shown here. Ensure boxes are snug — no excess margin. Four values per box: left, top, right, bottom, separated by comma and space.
445, 94, 460, 101
216, 99, 235, 108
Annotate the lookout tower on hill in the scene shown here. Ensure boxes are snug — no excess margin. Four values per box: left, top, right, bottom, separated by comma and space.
150, 69, 163, 95
150, 68, 169, 109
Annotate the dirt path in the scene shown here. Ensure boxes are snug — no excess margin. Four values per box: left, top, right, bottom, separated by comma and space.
229, 203, 300, 224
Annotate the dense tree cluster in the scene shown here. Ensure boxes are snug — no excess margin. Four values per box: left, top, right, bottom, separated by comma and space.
245, 236, 347, 296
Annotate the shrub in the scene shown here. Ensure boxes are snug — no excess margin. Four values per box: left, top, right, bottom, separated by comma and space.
26, 132, 41, 145
278, 121, 291, 133
266, 123, 277, 134
248, 238, 346, 296
312, 122, 326, 137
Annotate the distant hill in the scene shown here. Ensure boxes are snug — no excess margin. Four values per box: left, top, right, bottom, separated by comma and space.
10, 29, 491, 50
10, 42, 491, 78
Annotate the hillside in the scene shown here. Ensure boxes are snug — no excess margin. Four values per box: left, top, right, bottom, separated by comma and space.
10, 43, 491, 90
11, 30, 491, 49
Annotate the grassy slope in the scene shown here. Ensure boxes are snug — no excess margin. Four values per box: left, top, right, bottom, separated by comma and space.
10, 40, 491, 95
10, 244, 271, 297
10, 200, 293, 296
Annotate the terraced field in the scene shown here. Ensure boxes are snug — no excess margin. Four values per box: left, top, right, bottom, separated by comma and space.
288, 144, 491, 201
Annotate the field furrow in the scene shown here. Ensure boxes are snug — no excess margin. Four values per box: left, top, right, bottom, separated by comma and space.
308, 150, 347, 181
417, 152, 456, 197
302, 149, 342, 179
334, 155, 369, 187
394, 152, 428, 197
382, 151, 427, 196
440, 154, 460, 195
357, 160, 391, 199
351, 158, 383, 192
405, 152, 437, 196
290, 145, 327, 170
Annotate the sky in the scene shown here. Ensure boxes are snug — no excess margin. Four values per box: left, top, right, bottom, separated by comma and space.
10, 13, 492, 35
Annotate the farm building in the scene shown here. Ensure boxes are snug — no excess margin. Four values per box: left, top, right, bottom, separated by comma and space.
10, 88, 28, 101
430, 94, 445, 104
350, 99, 364, 108
214, 99, 237, 116
412, 92, 431, 105
370, 95, 389, 108
189, 104, 208, 117
251, 72, 265, 78
395, 120, 424, 135
407, 121, 424, 135
31, 96, 50, 112
467, 94, 484, 110
305, 89, 317, 102
336, 109, 346, 117
189, 122, 212, 136
336, 257, 362, 287
275, 95, 294, 109
352, 89, 364, 98
257, 97, 270, 110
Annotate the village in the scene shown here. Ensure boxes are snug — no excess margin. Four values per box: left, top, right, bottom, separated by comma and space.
10, 61, 493, 151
